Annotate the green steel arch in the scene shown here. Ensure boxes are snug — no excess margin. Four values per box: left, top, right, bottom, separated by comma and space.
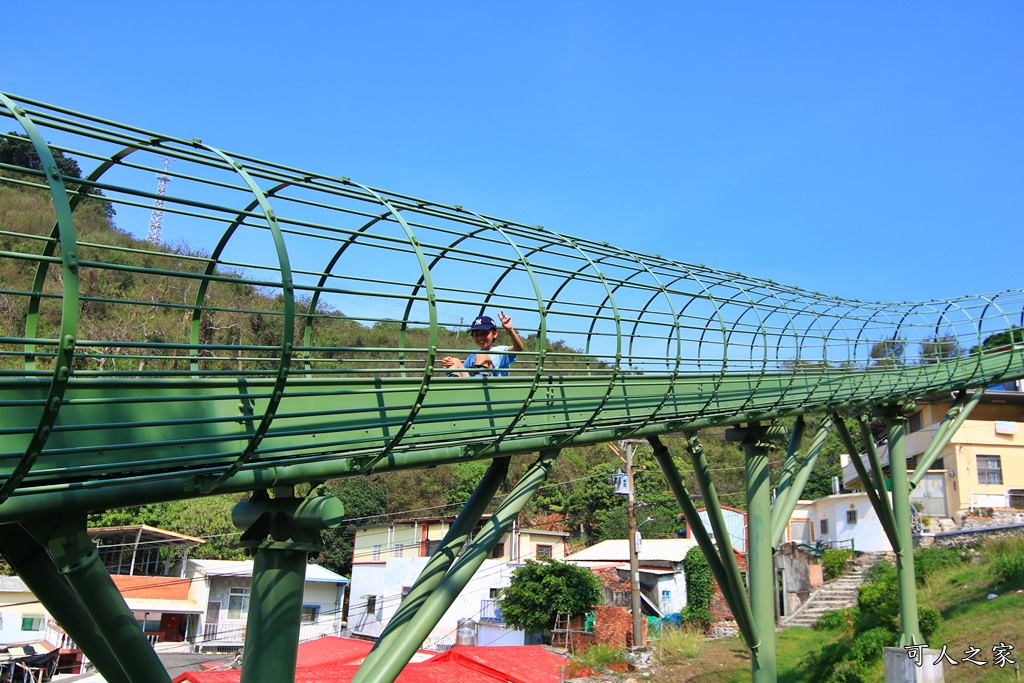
0, 92, 1021, 520
1, 92, 1023, 683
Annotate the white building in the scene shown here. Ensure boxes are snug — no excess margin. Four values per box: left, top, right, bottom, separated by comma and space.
564, 538, 699, 616
183, 559, 349, 652
347, 517, 568, 648
0, 576, 50, 647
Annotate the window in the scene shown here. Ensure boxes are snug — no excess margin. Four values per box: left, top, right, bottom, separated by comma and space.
227, 587, 250, 620
491, 543, 505, 559
366, 596, 377, 615
489, 588, 501, 599
820, 519, 829, 535
301, 605, 320, 623
426, 540, 442, 556
21, 615, 44, 631
371, 544, 382, 561
536, 544, 553, 559
661, 590, 672, 605
846, 510, 858, 525
393, 543, 404, 558
908, 412, 923, 433
978, 455, 1003, 485
1009, 489, 1024, 510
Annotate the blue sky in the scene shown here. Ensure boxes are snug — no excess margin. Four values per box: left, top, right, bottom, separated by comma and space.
5, 2, 1022, 303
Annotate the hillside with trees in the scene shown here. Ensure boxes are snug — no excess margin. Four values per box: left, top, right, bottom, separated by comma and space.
0, 142, 850, 577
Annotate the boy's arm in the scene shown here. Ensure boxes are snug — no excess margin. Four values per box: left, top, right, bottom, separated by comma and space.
498, 310, 525, 352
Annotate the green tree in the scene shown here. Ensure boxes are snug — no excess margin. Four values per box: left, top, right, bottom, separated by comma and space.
869, 335, 905, 367
314, 477, 389, 577
88, 495, 248, 560
496, 558, 602, 632
919, 333, 959, 364
1, 131, 114, 217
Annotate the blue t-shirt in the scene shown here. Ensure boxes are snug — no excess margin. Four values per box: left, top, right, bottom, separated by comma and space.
465, 346, 517, 377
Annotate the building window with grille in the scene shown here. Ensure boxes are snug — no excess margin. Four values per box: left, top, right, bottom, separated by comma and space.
536, 544, 553, 559
227, 587, 250, 620
820, 519, 829, 535
491, 543, 506, 559
371, 544, 382, 561
366, 596, 377, 616
393, 543, 404, 558
846, 510, 858, 525
977, 455, 1003, 485
301, 605, 320, 623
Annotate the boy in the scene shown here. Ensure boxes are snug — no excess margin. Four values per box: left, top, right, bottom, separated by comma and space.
442, 311, 524, 377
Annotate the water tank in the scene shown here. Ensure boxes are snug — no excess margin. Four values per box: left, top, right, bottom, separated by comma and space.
455, 618, 478, 646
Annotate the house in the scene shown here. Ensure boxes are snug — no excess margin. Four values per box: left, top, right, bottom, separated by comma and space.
0, 576, 50, 648
843, 383, 1024, 523
563, 538, 698, 616
183, 559, 349, 652
347, 517, 568, 648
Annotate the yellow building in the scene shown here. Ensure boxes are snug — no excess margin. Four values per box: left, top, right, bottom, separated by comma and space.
351, 516, 567, 566
843, 381, 1024, 523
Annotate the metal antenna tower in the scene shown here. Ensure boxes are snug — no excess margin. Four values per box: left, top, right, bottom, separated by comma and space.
146, 156, 172, 244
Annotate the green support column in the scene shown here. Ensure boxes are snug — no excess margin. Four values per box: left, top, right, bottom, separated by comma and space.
727, 422, 786, 683
0, 525, 132, 683
242, 547, 309, 682
25, 517, 172, 683
771, 417, 832, 549
883, 406, 924, 646
351, 450, 559, 683
647, 436, 759, 652
357, 457, 510, 680
232, 492, 345, 683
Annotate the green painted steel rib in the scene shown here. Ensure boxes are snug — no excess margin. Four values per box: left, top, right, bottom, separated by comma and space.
0, 91, 1022, 522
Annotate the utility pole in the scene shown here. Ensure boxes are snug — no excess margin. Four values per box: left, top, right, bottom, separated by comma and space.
624, 441, 643, 648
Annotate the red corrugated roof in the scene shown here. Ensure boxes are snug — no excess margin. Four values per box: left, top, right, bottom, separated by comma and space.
431, 646, 568, 683
178, 643, 577, 683
296, 636, 375, 667
174, 641, 571, 683
175, 661, 504, 683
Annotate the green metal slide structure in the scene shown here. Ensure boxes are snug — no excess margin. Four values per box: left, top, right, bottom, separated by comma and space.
0, 92, 1021, 683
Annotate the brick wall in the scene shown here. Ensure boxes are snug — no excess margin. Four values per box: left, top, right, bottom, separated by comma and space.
564, 606, 647, 652
708, 551, 747, 630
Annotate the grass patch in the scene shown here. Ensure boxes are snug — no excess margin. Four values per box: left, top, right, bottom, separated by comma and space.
656, 624, 707, 659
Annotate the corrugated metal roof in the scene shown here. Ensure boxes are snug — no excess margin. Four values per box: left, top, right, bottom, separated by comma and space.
0, 576, 29, 592
174, 643, 571, 683
188, 560, 348, 583
434, 646, 569, 683
295, 636, 373, 667
564, 538, 698, 564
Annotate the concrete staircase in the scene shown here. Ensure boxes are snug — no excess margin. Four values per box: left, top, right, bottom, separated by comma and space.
779, 562, 871, 630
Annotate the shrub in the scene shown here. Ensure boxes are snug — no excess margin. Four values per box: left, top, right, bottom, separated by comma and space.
656, 624, 706, 659
822, 548, 852, 581
572, 644, 628, 674
680, 546, 713, 629
815, 608, 849, 632
914, 547, 964, 585
987, 536, 1024, 585
918, 606, 942, 639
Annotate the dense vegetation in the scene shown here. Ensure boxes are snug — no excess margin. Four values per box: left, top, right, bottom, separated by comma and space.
653, 536, 1024, 682
0, 144, 868, 578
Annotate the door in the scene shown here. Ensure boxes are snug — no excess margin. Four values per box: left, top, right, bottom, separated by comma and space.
911, 473, 948, 517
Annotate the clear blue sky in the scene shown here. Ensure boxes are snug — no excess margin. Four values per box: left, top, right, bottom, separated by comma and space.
5, 2, 1022, 303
